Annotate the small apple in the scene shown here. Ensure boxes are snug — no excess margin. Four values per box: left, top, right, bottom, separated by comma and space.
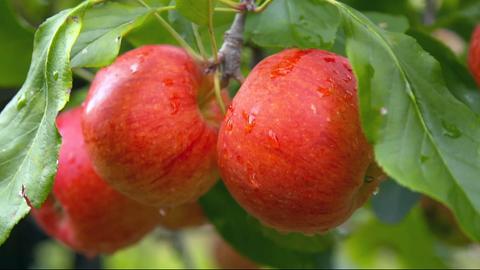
217, 49, 379, 234
468, 25, 480, 86
158, 202, 206, 230
421, 197, 472, 246
213, 236, 258, 269
31, 108, 161, 256
82, 45, 223, 207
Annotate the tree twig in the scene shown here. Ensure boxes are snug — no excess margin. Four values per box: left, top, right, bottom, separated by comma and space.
214, 0, 255, 87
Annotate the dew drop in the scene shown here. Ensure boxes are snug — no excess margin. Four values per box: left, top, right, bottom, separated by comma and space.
364, 175, 374, 183
316, 87, 331, 97
380, 107, 388, 115
378, 22, 388, 29
268, 130, 280, 149
225, 117, 233, 131
343, 62, 353, 72
344, 74, 352, 82
16, 93, 27, 110
129, 63, 139, 73
81, 48, 88, 54
53, 71, 59, 80
115, 36, 121, 43
169, 99, 179, 115
310, 104, 317, 114
324, 56, 336, 63
441, 120, 461, 138
249, 173, 259, 188
373, 187, 380, 195
245, 113, 256, 133
163, 78, 174, 86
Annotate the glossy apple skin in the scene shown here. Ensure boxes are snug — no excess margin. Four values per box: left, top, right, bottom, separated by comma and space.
31, 108, 160, 256
82, 45, 220, 207
217, 49, 379, 234
158, 202, 206, 230
468, 25, 480, 86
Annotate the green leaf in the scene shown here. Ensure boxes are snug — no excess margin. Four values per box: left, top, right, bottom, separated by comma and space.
0, 1, 91, 245
407, 29, 480, 115
334, 3, 480, 241
244, 0, 341, 49
200, 182, 334, 269
0, 1, 34, 87
342, 208, 447, 268
176, 0, 210, 26
71, 1, 157, 68
372, 179, 420, 224
363, 12, 409, 33
243, 0, 480, 242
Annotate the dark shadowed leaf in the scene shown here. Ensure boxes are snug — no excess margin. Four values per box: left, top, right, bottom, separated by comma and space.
200, 182, 334, 269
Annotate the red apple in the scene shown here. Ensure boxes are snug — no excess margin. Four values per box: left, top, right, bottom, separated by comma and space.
217, 49, 380, 234
81, 45, 222, 207
158, 202, 206, 230
213, 236, 258, 269
468, 25, 480, 86
31, 108, 161, 256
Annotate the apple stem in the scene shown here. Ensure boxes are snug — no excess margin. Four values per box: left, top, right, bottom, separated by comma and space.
215, 0, 255, 87
214, 71, 226, 114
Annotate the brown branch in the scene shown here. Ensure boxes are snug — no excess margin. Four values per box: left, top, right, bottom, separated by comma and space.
211, 0, 256, 87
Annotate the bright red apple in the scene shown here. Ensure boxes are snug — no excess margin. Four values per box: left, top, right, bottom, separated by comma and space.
31, 108, 161, 256
81, 45, 222, 207
158, 202, 206, 230
217, 49, 381, 234
468, 25, 480, 86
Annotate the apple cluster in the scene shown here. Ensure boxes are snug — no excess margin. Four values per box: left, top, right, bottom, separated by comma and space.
34, 32, 480, 256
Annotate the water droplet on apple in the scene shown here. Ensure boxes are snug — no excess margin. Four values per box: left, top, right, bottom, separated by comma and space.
225, 117, 233, 131
344, 74, 352, 82
162, 79, 174, 86
81, 48, 88, 54
310, 104, 317, 114
16, 93, 27, 110
270, 50, 311, 79
249, 173, 259, 188
115, 36, 121, 43
323, 56, 336, 63
343, 62, 353, 72
380, 107, 388, 115
169, 99, 179, 115
129, 63, 139, 73
53, 71, 59, 80
316, 87, 331, 97
268, 130, 280, 149
243, 107, 258, 133
373, 187, 380, 195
